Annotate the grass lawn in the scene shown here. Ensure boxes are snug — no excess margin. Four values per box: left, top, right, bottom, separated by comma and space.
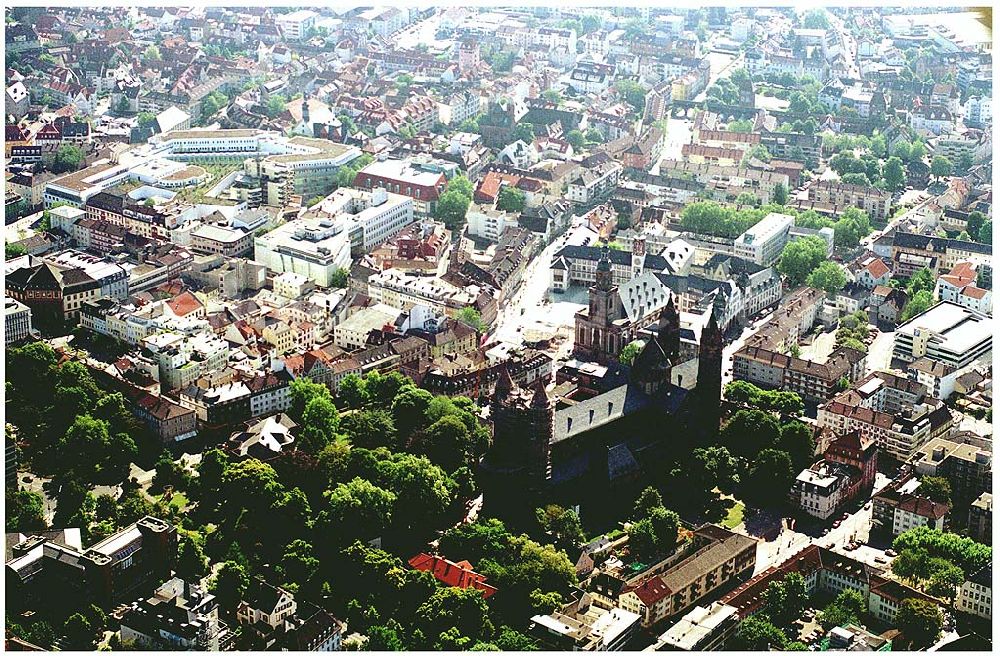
722, 501, 745, 529
154, 491, 189, 510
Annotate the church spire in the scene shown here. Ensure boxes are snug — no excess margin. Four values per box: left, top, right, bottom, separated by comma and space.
531, 376, 550, 408
495, 363, 514, 399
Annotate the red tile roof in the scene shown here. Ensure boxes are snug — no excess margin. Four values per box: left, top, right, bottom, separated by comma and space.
166, 291, 202, 317
863, 257, 891, 279
628, 575, 672, 606
408, 553, 497, 598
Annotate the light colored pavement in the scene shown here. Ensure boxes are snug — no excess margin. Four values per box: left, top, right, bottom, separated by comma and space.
490, 232, 581, 354
799, 329, 837, 364
751, 472, 892, 576
865, 330, 896, 375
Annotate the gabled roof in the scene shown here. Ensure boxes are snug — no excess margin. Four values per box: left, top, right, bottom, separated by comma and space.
408, 553, 497, 598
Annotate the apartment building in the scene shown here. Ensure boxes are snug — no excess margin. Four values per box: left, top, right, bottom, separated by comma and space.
720, 544, 942, 625
253, 217, 352, 287
307, 186, 415, 251
567, 159, 623, 204
967, 493, 992, 545
818, 373, 954, 463
957, 565, 991, 620
190, 224, 253, 258
891, 232, 992, 275
807, 181, 891, 222
871, 474, 950, 537
733, 345, 866, 403
366, 268, 476, 318
911, 436, 992, 503
120, 578, 225, 651
609, 525, 757, 628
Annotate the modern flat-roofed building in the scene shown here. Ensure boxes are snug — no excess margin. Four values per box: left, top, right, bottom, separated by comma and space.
733, 212, 794, 266
530, 593, 640, 651
254, 218, 352, 287
275, 9, 317, 40
306, 186, 414, 251
190, 224, 253, 258
892, 301, 992, 369
4, 296, 33, 343
649, 602, 740, 651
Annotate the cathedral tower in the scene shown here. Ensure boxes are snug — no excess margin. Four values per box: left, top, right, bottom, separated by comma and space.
485, 368, 554, 490
696, 309, 724, 432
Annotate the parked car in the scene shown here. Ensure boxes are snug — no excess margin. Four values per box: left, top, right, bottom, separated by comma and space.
833, 520, 842, 528
885, 549, 897, 557
841, 512, 850, 520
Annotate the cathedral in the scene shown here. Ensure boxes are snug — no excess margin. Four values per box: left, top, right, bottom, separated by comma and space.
482, 288, 725, 521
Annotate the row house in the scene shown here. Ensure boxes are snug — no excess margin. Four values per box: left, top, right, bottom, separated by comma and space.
807, 180, 891, 223
733, 345, 866, 403
609, 525, 757, 629
720, 544, 943, 625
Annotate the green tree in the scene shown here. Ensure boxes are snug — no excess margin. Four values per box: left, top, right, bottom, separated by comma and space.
211, 561, 249, 610
732, 615, 788, 650
511, 122, 536, 144
895, 598, 943, 648
142, 45, 161, 62
341, 409, 396, 450
329, 267, 349, 288
289, 378, 333, 420
919, 476, 951, 504
62, 613, 94, 651
627, 518, 658, 562
743, 449, 794, 508
930, 155, 953, 181
883, 156, 906, 192
176, 533, 209, 580
324, 477, 395, 536
763, 572, 808, 626
649, 506, 680, 552
456, 307, 486, 332
614, 79, 646, 114
833, 207, 872, 252
819, 589, 865, 629
136, 112, 157, 129
724, 380, 762, 406
978, 219, 992, 245
5, 490, 47, 532
536, 505, 585, 548
619, 340, 645, 366
807, 261, 847, 294
777, 236, 828, 285
721, 409, 781, 459
265, 94, 288, 118
772, 182, 789, 205
435, 190, 471, 229
415, 587, 494, 647
634, 486, 665, 519
541, 88, 562, 104
497, 186, 526, 213
728, 119, 754, 133
906, 267, 935, 296
49, 143, 85, 173
564, 129, 585, 151
300, 395, 340, 453
966, 211, 985, 241
900, 290, 934, 322
776, 421, 816, 471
